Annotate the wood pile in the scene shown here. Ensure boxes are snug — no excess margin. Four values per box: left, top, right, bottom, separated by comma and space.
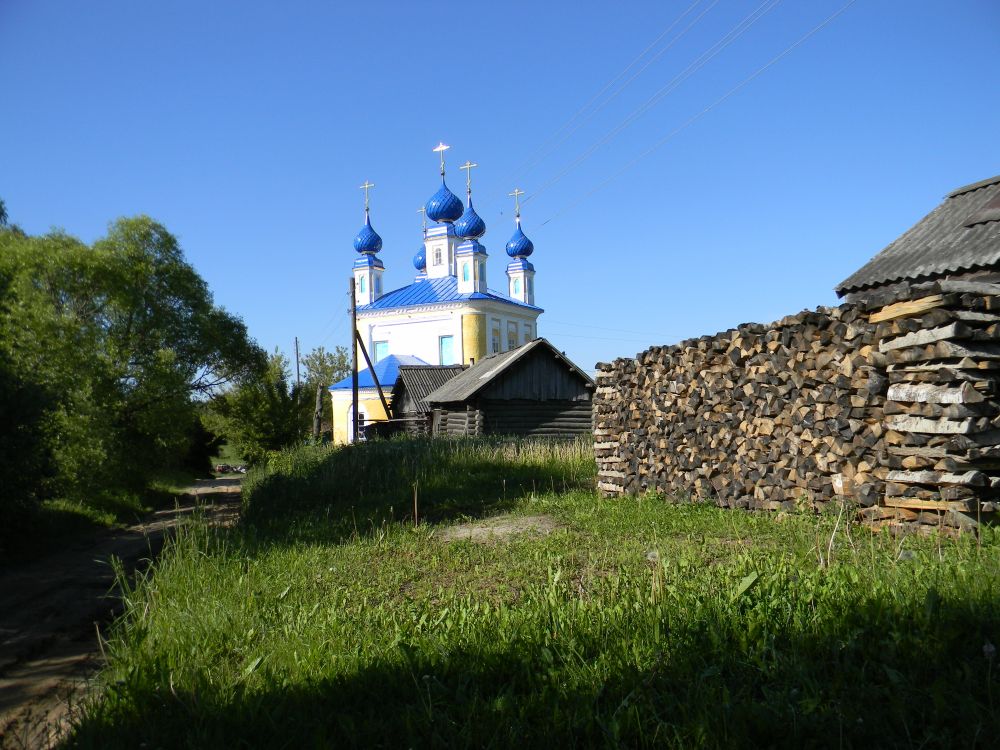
596, 279, 1000, 535
859, 280, 1000, 535
595, 305, 887, 511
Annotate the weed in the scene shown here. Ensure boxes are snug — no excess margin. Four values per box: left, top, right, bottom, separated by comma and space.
69, 438, 1000, 748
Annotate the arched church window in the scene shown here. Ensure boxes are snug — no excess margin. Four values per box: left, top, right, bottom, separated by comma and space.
462, 263, 470, 282
513, 278, 521, 295
434, 248, 442, 266
359, 276, 366, 293
478, 261, 485, 280
375, 276, 381, 294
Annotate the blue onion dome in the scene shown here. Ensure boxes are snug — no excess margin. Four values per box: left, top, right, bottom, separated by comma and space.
425, 181, 464, 223
505, 220, 534, 258
454, 197, 486, 239
353, 212, 382, 254
413, 246, 426, 271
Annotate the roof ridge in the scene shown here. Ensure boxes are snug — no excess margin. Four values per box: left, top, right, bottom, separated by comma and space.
947, 174, 1000, 199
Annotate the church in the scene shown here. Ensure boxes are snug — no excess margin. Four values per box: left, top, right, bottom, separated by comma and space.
330, 144, 544, 443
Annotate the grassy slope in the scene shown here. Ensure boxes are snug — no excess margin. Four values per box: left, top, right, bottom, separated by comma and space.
71, 439, 1000, 748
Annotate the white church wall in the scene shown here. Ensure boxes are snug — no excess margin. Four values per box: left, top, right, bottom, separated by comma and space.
361, 310, 464, 366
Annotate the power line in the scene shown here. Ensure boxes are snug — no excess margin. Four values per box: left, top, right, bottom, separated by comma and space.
524, 0, 784, 207
539, 0, 859, 227
506, 0, 717, 184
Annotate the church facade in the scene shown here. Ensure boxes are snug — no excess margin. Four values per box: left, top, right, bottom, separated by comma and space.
330, 145, 543, 443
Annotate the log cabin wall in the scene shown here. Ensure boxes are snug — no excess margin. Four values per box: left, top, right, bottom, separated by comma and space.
595, 281, 1000, 534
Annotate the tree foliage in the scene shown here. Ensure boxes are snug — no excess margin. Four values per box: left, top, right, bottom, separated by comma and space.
301, 345, 350, 430
206, 352, 311, 465
0, 216, 265, 537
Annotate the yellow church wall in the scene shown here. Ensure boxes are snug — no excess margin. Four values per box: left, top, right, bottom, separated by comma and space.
461, 313, 487, 365
330, 390, 392, 445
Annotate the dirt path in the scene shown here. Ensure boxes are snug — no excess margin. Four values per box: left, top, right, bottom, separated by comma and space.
0, 478, 242, 749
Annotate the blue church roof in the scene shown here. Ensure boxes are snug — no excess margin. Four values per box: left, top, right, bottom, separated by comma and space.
425, 182, 464, 223
505, 222, 534, 258
357, 275, 542, 312
454, 198, 486, 239
329, 353, 430, 391
353, 212, 383, 254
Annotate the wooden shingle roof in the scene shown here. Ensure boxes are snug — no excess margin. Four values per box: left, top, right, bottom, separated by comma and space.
424, 338, 593, 405
836, 175, 1000, 297
390, 365, 465, 412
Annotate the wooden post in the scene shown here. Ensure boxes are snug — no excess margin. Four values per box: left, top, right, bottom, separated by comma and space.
350, 278, 359, 443
355, 330, 391, 419
294, 336, 301, 387
313, 383, 323, 440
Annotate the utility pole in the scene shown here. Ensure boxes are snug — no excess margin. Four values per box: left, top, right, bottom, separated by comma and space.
350, 278, 359, 443
294, 336, 301, 387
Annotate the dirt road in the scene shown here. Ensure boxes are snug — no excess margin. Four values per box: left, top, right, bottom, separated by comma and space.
0, 479, 241, 749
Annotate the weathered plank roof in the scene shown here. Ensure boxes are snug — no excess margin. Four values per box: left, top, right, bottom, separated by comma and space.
390, 365, 466, 412
424, 338, 594, 405
835, 175, 1000, 296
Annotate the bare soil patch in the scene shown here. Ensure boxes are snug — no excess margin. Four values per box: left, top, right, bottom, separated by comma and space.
436, 514, 562, 543
0, 478, 241, 749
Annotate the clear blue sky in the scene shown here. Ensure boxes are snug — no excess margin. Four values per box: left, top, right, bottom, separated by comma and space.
3, 0, 998, 373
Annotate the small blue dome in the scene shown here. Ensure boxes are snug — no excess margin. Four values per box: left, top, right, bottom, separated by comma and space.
425, 181, 463, 223
413, 246, 426, 271
505, 222, 534, 258
353, 212, 382, 254
454, 198, 486, 239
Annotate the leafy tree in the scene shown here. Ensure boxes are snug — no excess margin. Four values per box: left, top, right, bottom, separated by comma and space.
0, 198, 8, 227
0, 266, 55, 528
207, 352, 312, 465
302, 345, 351, 389
301, 345, 350, 431
0, 217, 266, 523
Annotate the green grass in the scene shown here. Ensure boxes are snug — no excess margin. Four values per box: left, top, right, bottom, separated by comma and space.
70, 438, 1000, 748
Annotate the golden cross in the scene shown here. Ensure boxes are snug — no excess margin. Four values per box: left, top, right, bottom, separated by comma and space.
417, 206, 427, 233
359, 180, 375, 211
459, 161, 478, 194
509, 187, 525, 218
432, 142, 450, 176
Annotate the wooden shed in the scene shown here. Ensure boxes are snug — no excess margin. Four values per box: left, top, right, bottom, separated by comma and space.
423, 338, 594, 437
390, 364, 465, 435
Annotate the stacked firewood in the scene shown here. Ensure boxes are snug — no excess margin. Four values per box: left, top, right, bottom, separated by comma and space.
861, 281, 1000, 534
595, 280, 1000, 535
595, 305, 888, 511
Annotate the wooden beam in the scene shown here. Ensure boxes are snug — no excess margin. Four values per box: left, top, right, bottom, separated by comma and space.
869, 295, 944, 323
886, 469, 987, 486
885, 415, 977, 434
886, 381, 984, 404
883, 498, 976, 511
879, 323, 968, 352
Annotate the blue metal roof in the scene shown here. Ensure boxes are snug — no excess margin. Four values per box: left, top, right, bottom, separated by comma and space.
329, 354, 429, 391
506, 221, 534, 258
506, 258, 534, 272
454, 197, 486, 239
425, 181, 463, 223
455, 239, 487, 257
357, 275, 542, 312
353, 212, 383, 254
